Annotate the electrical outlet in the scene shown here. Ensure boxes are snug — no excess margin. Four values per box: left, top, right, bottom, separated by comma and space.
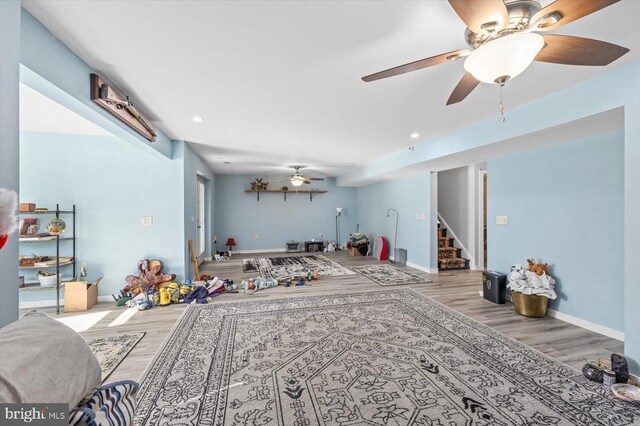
416, 213, 420, 220
420, 213, 426, 220
254, 234, 259, 239
142, 216, 153, 226
496, 215, 508, 225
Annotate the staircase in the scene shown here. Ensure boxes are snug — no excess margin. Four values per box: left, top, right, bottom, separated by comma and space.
438, 224, 470, 271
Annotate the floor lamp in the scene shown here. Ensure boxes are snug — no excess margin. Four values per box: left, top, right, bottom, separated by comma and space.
386, 208, 399, 262
336, 207, 343, 249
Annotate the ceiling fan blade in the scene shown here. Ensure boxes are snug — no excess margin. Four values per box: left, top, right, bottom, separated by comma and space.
306, 177, 325, 181
531, 0, 620, 32
535, 35, 629, 66
448, 0, 509, 34
362, 50, 469, 82
446, 72, 480, 105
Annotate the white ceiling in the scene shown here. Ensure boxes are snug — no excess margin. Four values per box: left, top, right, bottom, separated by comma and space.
22, 0, 640, 176
20, 83, 112, 136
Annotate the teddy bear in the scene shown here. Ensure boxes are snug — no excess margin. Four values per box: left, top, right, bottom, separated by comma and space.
527, 258, 549, 276
124, 259, 176, 295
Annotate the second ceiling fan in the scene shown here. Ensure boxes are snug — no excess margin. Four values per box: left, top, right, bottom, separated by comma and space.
362, 0, 629, 105
289, 166, 324, 187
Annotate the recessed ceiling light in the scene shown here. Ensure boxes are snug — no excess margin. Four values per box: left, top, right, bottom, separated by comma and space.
192, 116, 203, 123
410, 133, 420, 139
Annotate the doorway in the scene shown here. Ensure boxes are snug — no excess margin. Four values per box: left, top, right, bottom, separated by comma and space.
482, 171, 487, 268
196, 174, 206, 264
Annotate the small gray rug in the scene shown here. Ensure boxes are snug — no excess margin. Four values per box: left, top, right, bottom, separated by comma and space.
85, 332, 145, 381
352, 264, 432, 286
135, 290, 639, 425
242, 254, 355, 279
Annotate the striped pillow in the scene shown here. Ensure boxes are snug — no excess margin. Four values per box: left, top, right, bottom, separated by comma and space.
69, 380, 138, 426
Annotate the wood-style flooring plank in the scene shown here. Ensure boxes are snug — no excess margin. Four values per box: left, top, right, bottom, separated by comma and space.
23, 251, 623, 383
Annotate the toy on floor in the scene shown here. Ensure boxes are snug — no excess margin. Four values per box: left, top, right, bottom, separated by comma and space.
112, 290, 133, 307
242, 277, 278, 294
277, 269, 319, 287
123, 259, 176, 300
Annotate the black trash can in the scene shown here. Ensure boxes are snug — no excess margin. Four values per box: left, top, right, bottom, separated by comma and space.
483, 271, 506, 304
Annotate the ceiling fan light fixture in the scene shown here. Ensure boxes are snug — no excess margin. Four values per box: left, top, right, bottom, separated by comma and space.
290, 175, 305, 187
463, 33, 544, 84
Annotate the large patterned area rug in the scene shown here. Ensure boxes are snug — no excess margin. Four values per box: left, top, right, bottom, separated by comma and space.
242, 254, 355, 279
135, 290, 640, 425
85, 332, 145, 381
352, 264, 433, 286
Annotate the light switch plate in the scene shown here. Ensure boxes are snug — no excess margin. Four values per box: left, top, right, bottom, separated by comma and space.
496, 215, 508, 225
142, 216, 153, 226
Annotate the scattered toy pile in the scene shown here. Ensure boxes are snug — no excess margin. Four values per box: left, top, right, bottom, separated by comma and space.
115, 258, 236, 310
242, 269, 320, 294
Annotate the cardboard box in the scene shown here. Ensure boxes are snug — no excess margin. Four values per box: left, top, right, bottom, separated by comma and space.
64, 278, 101, 312
19, 203, 36, 212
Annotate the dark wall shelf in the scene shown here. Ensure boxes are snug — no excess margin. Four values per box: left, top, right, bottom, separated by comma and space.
244, 189, 327, 202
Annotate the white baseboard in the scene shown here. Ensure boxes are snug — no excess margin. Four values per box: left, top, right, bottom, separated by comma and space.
546, 308, 624, 342
20, 295, 113, 309
497, 292, 624, 341
406, 261, 438, 274
232, 248, 287, 254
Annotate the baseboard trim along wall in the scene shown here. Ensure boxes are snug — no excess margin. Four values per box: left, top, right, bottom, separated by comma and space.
485, 291, 625, 342
19, 295, 114, 309
232, 248, 287, 254
405, 261, 439, 274
546, 308, 624, 342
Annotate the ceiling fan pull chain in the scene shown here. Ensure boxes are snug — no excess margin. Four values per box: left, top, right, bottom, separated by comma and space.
498, 84, 506, 123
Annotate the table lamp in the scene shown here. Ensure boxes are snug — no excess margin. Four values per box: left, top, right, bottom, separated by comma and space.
225, 238, 237, 256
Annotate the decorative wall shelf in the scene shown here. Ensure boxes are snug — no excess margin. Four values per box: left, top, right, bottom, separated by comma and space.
245, 189, 327, 202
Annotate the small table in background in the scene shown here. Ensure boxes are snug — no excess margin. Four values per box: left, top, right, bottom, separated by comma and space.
305, 241, 324, 253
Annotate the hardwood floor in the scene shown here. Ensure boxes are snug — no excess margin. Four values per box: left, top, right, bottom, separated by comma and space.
27, 251, 623, 383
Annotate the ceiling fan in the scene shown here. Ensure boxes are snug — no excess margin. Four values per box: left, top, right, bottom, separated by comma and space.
362, 0, 629, 107
289, 166, 325, 187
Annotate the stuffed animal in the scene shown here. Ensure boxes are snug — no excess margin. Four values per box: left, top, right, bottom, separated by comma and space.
527, 258, 549, 276
124, 258, 176, 295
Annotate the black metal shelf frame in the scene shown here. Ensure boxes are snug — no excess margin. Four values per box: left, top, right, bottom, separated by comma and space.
19, 204, 76, 314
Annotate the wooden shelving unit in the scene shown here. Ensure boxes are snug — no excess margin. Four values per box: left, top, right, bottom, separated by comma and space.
245, 189, 327, 202
18, 204, 77, 314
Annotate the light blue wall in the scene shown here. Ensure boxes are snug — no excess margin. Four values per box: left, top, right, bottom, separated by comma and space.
19, 132, 184, 301
215, 175, 357, 252
357, 173, 432, 269
174, 142, 215, 279
0, 0, 21, 327
488, 131, 624, 331
20, 8, 173, 160
338, 61, 640, 374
